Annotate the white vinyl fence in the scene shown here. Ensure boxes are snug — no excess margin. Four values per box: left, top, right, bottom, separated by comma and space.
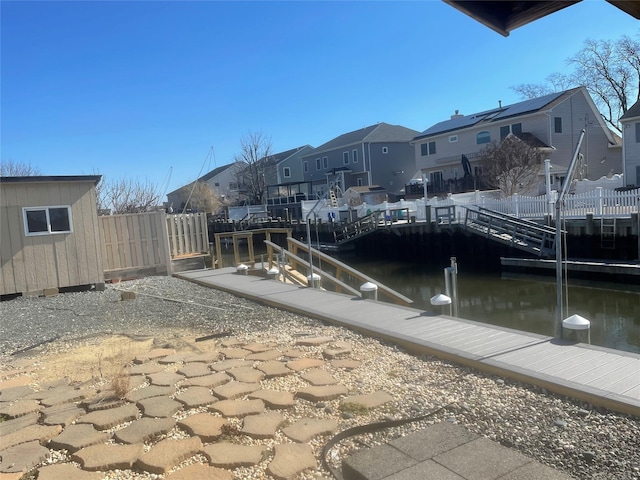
301, 187, 640, 223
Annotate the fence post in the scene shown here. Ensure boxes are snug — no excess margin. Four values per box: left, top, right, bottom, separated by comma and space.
596, 187, 603, 217
513, 193, 519, 217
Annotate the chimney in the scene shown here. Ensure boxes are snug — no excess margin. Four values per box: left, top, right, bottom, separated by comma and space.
499, 100, 502, 108
451, 109, 463, 120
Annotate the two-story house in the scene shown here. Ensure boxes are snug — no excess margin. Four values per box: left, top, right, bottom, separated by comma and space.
412, 87, 622, 195
272, 145, 314, 184
620, 100, 640, 187
300, 122, 419, 200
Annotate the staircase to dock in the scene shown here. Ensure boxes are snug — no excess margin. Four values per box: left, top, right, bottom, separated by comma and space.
462, 207, 557, 258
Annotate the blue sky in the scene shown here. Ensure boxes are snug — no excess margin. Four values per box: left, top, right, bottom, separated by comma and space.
2, 1, 637, 197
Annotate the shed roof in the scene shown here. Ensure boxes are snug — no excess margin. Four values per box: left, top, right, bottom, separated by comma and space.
0, 175, 102, 184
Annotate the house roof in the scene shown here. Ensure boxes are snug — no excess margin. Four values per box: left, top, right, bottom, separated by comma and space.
304, 123, 419, 157
620, 100, 640, 122
445, 1, 639, 37
414, 87, 582, 140
0, 175, 102, 185
198, 163, 235, 182
268, 145, 312, 165
510, 132, 553, 149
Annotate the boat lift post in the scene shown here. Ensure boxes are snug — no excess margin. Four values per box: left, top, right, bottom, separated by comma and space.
554, 129, 585, 338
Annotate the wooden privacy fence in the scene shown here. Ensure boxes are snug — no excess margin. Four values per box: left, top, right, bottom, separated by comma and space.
166, 213, 210, 258
100, 211, 172, 280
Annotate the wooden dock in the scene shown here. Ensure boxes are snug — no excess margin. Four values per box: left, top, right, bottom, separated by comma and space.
175, 268, 640, 417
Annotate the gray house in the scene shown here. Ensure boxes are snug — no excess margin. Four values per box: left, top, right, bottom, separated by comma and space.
273, 145, 314, 184
620, 100, 640, 187
301, 123, 419, 200
412, 87, 622, 195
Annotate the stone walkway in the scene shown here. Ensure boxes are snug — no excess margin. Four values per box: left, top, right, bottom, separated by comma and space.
0, 335, 395, 480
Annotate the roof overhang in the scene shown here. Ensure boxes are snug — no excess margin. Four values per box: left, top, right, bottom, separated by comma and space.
444, 1, 640, 37
0, 175, 102, 185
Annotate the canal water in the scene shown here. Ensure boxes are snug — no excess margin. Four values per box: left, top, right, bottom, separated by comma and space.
334, 253, 640, 354
217, 243, 639, 354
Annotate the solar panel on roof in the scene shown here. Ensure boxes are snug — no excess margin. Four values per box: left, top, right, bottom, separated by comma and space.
492, 91, 564, 120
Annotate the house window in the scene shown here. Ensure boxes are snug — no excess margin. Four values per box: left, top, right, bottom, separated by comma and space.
323, 156, 328, 169
283, 167, 291, 178
353, 149, 358, 163
429, 171, 443, 188
449, 135, 458, 143
304, 161, 308, 173
476, 131, 490, 144
343, 152, 349, 165
214, 182, 220, 186
635, 122, 640, 143
512, 123, 522, 134
382, 146, 388, 154
555, 117, 563, 134
420, 141, 436, 156
316, 158, 321, 170
500, 126, 510, 140
23, 206, 72, 236
357, 178, 363, 186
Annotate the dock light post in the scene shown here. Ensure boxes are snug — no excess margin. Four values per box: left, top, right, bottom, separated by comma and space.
555, 129, 585, 339
444, 257, 459, 317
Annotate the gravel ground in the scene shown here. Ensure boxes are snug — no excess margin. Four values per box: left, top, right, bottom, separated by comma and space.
1, 276, 639, 480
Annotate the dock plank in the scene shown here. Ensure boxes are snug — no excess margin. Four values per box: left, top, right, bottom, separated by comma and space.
175, 269, 640, 416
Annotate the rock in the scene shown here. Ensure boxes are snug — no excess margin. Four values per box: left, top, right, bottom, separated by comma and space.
36, 463, 103, 480
267, 443, 316, 479
301, 369, 338, 386
175, 386, 218, 408
296, 385, 348, 402
282, 418, 338, 442
248, 390, 296, 409
76, 403, 139, 430
72, 442, 144, 471
241, 411, 285, 438
212, 381, 260, 400
340, 391, 394, 409
210, 399, 265, 418
203, 442, 265, 468
178, 413, 229, 442
135, 437, 203, 474
114, 417, 175, 444
138, 396, 182, 418
165, 463, 232, 480
0, 440, 49, 474
0, 424, 62, 450
48, 424, 111, 452
286, 358, 325, 372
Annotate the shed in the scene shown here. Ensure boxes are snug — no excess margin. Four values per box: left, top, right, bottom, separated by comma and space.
342, 185, 388, 207
0, 175, 105, 297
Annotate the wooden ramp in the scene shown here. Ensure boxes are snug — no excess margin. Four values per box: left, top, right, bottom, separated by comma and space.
175, 268, 640, 416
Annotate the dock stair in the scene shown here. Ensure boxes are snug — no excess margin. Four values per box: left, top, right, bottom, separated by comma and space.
463, 207, 556, 258
333, 211, 380, 244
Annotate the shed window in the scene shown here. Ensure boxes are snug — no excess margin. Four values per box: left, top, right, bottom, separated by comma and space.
304, 161, 308, 173
476, 131, 491, 144
382, 146, 388, 154
23, 206, 72, 236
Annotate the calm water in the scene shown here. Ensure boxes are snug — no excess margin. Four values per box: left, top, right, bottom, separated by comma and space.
334, 254, 640, 354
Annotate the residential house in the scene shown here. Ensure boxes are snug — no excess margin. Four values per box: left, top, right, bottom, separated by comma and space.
412, 87, 622, 195
620, 100, 640, 187
0, 175, 104, 296
273, 145, 314, 184
300, 123, 420, 201
166, 163, 238, 212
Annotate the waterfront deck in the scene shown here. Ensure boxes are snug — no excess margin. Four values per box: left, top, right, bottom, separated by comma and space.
175, 268, 640, 416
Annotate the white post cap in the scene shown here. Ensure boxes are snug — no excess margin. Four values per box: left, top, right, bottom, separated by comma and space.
236, 264, 249, 271
360, 282, 378, 292
268, 267, 279, 275
307, 273, 321, 281
562, 314, 590, 330
430, 294, 452, 306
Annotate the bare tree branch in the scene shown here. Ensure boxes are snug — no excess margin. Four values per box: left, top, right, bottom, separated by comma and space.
99, 177, 162, 214
0, 159, 41, 176
233, 130, 274, 205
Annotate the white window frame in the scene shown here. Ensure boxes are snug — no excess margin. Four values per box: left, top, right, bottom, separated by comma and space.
283, 167, 291, 178
382, 146, 388, 154
343, 151, 349, 165
449, 135, 458, 143
323, 156, 328, 169
23, 205, 73, 236
421, 141, 436, 156
352, 149, 358, 163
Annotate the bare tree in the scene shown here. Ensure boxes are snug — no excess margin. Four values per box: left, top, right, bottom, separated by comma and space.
179, 181, 222, 213
233, 131, 273, 205
0, 159, 41, 176
99, 178, 162, 214
479, 136, 543, 197
512, 32, 640, 132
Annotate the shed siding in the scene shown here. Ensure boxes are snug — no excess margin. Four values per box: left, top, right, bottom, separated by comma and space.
0, 180, 103, 296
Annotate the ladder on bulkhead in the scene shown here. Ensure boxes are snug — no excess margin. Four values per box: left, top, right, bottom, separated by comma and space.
329, 189, 339, 208
601, 217, 616, 249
